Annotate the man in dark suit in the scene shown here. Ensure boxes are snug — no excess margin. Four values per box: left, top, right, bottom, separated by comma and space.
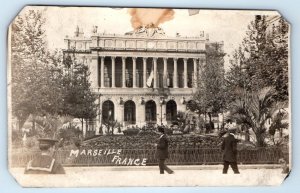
24, 138, 65, 174
156, 126, 174, 174
221, 128, 240, 174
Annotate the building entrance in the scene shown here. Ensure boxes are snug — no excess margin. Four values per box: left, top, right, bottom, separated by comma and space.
124, 100, 136, 125
166, 100, 177, 124
102, 100, 114, 122
145, 100, 157, 123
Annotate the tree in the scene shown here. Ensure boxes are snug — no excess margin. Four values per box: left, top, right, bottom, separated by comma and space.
192, 42, 226, 125
226, 16, 290, 145
10, 9, 63, 130
61, 58, 98, 132
229, 87, 276, 147
241, 15, 289, 101
268, 103, 289, 145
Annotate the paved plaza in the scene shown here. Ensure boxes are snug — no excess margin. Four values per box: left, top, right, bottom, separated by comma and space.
10, 165, 287, 187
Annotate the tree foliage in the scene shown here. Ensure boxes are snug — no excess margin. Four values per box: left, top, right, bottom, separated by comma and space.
10, 10, 63, 129
61, 57, 98, 128
10, 9, 98, 134
192, 42, 226, 121
225, 15, 289, 146
228, 15, 289, 101
229, 87, 277, 147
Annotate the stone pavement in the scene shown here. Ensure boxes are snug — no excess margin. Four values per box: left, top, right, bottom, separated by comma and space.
10, 165, 288, 187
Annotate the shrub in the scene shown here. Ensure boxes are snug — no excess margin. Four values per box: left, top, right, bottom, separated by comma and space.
123, 128, 140, 136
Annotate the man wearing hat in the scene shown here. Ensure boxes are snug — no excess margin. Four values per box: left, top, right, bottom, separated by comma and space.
221, 128, 240, 174
156, 126, 174, 174
24, 138, 65, 174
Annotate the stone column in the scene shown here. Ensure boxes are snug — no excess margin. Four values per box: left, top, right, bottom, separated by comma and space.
193, 58, 198, 88
100, 57, 105, 88
90, 55, 98, 89
153, 57, 158, 89
95, 97, 101, 135
162, 103, 167, 125
120, 104, 125, 126
163, 58, 168, 88
132, 57, 137, 88
115, 101, 123, 123
184, 58, 188, 88
122, 57, 126, 88
111, 56, 116, 88
143, 58, 147, 88
198, 55, 206, 82
173, 58, 178, 88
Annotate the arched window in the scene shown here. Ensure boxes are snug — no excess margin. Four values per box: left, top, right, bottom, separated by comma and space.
166, 100, 177, 123
102, 100, 114, 122
124, 100, 136, 124
145, 100, 157, 123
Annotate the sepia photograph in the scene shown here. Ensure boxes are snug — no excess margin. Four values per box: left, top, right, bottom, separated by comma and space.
7, 6, 291, 187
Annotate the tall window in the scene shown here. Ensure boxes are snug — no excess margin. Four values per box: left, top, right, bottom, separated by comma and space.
145, 100, 157, 123
166, 100, 177, 123
124, 100, 136, 124
102, 100, 114, 122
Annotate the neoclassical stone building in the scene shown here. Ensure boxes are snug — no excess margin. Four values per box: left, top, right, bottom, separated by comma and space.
63, 26, 223, 134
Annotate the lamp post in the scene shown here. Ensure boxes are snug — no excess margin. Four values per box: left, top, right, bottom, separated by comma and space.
159, 97, 165, 125
108, 109, 112, 135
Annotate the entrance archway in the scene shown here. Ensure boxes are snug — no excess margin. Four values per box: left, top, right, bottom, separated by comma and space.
166, 100, 177, 123
124, 100, 136, 124
102, 100, 114, 122
145, 100, 157, 123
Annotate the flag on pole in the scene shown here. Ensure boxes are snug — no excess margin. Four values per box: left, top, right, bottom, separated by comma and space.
146, 70, 154, 87
188, 9, 200, 16
146, 61, 154, 87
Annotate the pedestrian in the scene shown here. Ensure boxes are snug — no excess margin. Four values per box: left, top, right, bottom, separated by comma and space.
156, 126, 174, 174
221, 128, 240, 174
279, 158, 289, 174
24, 138, 65, 174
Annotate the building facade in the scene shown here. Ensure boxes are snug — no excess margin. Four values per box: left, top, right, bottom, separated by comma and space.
63, 26, 223, 134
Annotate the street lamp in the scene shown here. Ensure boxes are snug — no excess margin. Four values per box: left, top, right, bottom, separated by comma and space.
108, 109, 112, 122
159, 97, 165, 125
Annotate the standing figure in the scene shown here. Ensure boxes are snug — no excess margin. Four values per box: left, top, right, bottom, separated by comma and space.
221, 128, 240, 174
156, 127, 174, 174
24, 138, 65, 174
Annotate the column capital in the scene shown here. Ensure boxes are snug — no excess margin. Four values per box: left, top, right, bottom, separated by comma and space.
184, 57, 188, 88
173, 57, 178, 62
133, 57, 137, 88
143, 57, 148, 62
91, 55, 99, 60
163, 57, 168, 62
193, 58, 198, 63
152, 57, 158, 61
100, 56, 105, 60
111, 56, 116, 59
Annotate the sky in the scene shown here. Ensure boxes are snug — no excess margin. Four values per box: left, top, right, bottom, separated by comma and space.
19, 6, 279, 69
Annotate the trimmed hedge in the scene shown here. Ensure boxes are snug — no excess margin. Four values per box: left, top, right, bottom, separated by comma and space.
83, 134, 223, 149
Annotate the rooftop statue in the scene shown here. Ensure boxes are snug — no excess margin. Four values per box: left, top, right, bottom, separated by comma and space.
125, 24, 166, 38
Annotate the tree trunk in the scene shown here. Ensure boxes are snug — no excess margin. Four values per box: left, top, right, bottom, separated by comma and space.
81, 118, 85, 138
245, 129, 250, 142
111, 122, 114, 135
85, 119, 88, 134
32, 119, 36, 133
254, 129, 265, 147
279, 128, 283, 138
18, 116, 28, 132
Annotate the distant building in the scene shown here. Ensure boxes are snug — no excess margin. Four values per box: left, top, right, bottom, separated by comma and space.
63, 26, 224, 136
